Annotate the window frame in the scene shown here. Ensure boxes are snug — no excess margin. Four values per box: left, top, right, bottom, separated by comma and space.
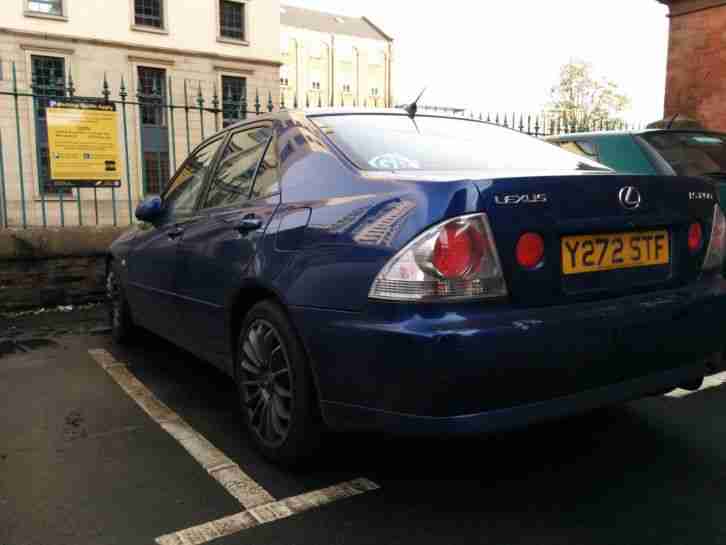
217, 0, 250, 45
198, 121, 276, 212
130, 0, 168, 34
25, 0, 67, 20
160, 133, 228, 221
220, 73, 248, 128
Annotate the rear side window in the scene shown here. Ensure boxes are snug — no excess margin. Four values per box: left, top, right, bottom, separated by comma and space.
250, 142, 280, 199
311, 114, 608, 172
202, 126, 272, 209
641, 132, 726, 177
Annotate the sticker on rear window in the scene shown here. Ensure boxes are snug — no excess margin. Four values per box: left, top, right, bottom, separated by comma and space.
369, 153, 421, 170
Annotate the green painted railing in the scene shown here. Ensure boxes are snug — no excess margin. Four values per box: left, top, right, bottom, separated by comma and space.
0, 60, 643, 229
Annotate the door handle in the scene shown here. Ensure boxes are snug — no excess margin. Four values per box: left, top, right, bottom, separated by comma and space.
235, 216, 264, 233
168, 226, 184, 239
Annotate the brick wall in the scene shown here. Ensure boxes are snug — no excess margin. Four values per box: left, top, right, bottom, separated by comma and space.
664, 4, 726, 130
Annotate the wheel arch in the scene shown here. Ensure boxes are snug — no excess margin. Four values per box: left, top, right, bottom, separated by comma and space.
226, 280, 324, 410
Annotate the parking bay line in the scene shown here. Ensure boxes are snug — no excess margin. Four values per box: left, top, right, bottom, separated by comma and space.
665, 371, 726, 398
87, 349, 380, 545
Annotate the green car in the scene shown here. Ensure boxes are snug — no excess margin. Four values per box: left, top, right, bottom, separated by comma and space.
547, 129, 726, 204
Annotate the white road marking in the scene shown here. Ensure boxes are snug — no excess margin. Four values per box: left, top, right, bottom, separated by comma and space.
88, 349, 380, 545
665, 371, 726, 398
154, 478, 380, 545
89, 348, 273, 509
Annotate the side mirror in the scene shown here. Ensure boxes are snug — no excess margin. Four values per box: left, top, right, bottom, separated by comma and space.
135, 196, 163, 223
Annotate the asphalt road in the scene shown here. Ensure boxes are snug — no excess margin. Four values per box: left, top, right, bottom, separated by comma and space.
2, 310, 726, 545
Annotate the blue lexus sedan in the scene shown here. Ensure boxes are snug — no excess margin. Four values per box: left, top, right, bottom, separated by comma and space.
108, 109, 726, 466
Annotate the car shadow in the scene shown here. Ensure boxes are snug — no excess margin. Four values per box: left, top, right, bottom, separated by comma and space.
109, 329, 726, 545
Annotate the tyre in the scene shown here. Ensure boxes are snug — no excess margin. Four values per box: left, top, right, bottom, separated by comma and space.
236, 300, 323, 467
106, 265, 135, 344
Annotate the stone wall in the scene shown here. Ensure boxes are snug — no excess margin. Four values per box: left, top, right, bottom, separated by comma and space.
0, 227, 124, 311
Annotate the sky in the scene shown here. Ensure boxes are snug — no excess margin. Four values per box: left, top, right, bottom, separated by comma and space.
282, 0, 671, 124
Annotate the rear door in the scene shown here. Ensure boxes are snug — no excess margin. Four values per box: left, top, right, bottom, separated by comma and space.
126, 135, 225, 342
174, 123, 281, 368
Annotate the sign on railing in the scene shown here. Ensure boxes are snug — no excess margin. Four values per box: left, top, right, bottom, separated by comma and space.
46, 100, 122, 189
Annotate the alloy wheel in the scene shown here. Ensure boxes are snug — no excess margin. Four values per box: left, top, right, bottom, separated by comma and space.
240, 319, 294, 448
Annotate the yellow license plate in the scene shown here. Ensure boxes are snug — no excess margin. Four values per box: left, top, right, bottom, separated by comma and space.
561, 230, 670, 275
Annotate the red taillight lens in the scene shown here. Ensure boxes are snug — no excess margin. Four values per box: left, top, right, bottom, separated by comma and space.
432, 222, 484, 278
516, 232, 545, 269
688, 222, 703, 253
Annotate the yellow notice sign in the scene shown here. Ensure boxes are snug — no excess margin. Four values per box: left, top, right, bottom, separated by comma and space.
47, 104, 122, 182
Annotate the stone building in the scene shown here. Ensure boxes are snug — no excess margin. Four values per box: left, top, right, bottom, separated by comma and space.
659, 0, 726, 131
0, 0, 281, 226
280, 5, 393, 109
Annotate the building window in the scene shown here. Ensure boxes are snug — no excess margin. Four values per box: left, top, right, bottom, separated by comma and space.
27, 0, 63, 16
143, 151, 170, 195
311, 81, 321, 91
371, 88, 380, 97
31, 55, 67, 194
138, 66, 166, 126
342, 84, 351, 94
222, 75, 247, 127
220, 0, 245, 41
135, 0, 164, 28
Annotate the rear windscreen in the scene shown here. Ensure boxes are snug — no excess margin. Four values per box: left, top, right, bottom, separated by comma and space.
641, 132, 726, 177
310, 114, 609, 172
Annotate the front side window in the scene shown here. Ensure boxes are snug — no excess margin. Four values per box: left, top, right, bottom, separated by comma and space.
311, 114, 609, 172
135, 0, 164, 28
27, 0, 63, 15
222, 75, 247, 127
220, 0, 245, 41
164, 138, 224, 218
640, 132, 726, 177
202, 126, 272, 209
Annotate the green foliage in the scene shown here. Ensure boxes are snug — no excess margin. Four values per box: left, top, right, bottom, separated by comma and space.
547, 59, 630, 128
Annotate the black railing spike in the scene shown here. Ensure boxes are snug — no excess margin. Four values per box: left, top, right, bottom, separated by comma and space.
212, 84, 219, 110
120, 75, 127, 100
306, 94, 310, 108
495, 113, 499, 125
293, 92, 298, 109
241, 92, 248, 120
67, 62, 75, 98
527, 114, 531, 135
486, 113, 491, 123
280, 91, 286, 109
534, 115, 540, 136
353, 98, 357, 107
196, 82, 204, 106
518, 114, 524, 133
364, 98, 368, 108
102, 72, 110, 102
254, 89, 261, 115
479, 113, 483, 121
503, 114, 508, 128
268, 90, 273, 112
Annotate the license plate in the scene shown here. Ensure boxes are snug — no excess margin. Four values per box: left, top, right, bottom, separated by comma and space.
561, 230, 670, 275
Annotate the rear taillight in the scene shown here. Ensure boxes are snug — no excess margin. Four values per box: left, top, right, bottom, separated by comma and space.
369, 213, 507, 301
703, 205, 726, 272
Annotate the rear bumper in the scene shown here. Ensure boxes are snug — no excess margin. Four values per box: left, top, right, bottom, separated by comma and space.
290, 277, 726, 433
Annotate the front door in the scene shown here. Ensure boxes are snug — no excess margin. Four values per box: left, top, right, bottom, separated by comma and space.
175, 124, 281, 367
126, 135, 225, 342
